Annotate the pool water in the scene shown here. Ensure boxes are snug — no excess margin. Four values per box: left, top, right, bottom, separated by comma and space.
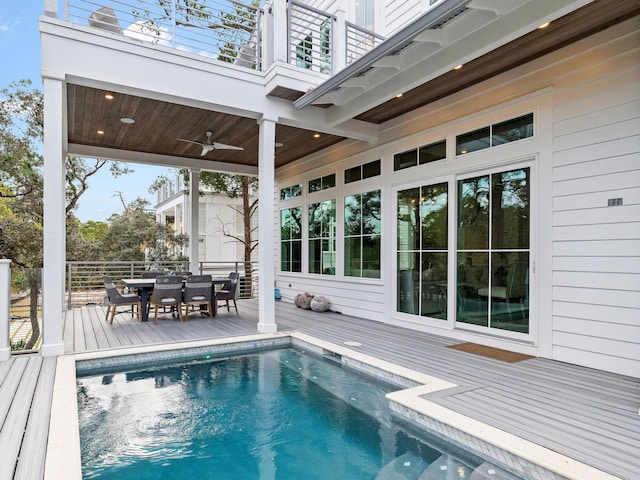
78, 349, 486, 479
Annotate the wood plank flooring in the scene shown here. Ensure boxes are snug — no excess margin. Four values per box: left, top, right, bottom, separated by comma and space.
1, 300, 638, 479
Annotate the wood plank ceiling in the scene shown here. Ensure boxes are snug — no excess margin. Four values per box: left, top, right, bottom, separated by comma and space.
65, 0, 639, 171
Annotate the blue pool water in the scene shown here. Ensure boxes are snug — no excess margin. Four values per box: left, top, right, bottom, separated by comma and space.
77, 348, 496, 479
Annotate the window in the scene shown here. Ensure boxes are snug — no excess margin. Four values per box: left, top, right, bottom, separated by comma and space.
345, 159, 381, 184
309, 173, 336, 193
355, 0, 375, 31
281, 207, 302, 272
397, 183, 448, 319
345, 190, 381, 278
308, 200, 336, 275
296, 34, 313, 69
457, 113, 534, 155
394, 140, 446, 171
281, 184, 302, 200
456, 167, 530, 333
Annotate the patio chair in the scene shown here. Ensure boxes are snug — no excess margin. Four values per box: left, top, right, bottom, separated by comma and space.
182, 275, 213, 320
216, 272, 239, 314
149, 275, 184, 323
103, 276, 142, 324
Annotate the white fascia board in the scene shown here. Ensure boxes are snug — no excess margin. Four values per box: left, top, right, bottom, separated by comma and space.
68, 144, 259, 176
324, 0, 593, 126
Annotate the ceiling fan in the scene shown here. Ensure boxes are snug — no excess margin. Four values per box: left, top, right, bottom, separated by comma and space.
177, 130, 244, 156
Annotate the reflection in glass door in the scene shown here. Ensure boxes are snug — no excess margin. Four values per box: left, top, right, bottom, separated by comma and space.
456, 168, 530, 333
397, 182, 448, 319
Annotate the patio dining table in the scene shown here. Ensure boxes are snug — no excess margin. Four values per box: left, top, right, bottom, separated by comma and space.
121, 277, 228, 322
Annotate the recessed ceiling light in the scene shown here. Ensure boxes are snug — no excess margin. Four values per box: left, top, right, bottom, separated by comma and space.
313, 133, 320, 138
97, 130, 105, 135
454, 64, 463, 70
538, 22, 550, 29
104, 94, 114, 100
120, 117, 135, 124
395, 93, 403, 98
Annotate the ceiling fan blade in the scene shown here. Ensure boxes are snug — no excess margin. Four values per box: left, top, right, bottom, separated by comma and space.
200, 148, 208, 156
211, 142, 244, 151
177, 138, 205, 146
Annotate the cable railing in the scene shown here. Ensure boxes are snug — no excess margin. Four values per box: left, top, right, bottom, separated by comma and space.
288, 0, 333, 75
65, 0, 262, 68
65, 260, 258, 309
345, 21, 385, 67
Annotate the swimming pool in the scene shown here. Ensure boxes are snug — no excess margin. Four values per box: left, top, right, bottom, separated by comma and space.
77, 348, 491, 479
46, 333, 609, 479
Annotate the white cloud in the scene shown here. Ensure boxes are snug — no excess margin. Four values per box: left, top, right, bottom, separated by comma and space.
123, 21, 172, 46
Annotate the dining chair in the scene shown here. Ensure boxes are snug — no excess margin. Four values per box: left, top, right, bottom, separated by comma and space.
103, 276, 142, 324
182, 275, 213, 320
216, 272, 239, 314
149, 275, 184, 323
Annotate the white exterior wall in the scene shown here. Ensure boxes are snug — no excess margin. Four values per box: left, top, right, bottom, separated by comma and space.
384, 0, 424, 36
275, 18, 639, 376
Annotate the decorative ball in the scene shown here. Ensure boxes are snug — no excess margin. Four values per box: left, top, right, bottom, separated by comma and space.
310, 295, 329, 312
298, 292, 314, 310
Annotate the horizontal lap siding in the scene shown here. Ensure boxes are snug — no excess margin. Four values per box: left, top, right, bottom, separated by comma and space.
551, 21, 640, 376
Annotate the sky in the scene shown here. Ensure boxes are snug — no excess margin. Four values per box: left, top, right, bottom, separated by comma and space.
0, 2, 174, 222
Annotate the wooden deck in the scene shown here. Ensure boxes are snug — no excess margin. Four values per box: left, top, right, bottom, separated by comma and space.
1, 300, 638, 479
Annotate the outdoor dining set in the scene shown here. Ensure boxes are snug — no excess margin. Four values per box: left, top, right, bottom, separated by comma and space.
103, 271, 239, 324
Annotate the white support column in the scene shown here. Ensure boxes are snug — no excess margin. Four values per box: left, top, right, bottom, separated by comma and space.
41, 74, 66, 357
0, 259, 11, 361
44, 0, 58, 17
257, 116, 277, 333
272, 0, 288, 64
333, 9, 346, 73
189, 169, 200, 274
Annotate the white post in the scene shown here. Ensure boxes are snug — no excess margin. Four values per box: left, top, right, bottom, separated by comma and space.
333, 9, 346, 73
189, 169, 200, 274
257, 116, 277, 333
41, 74, 66, 357
271, 0, 288, 64
44, 0, 58, 17
0, 259, 10, 361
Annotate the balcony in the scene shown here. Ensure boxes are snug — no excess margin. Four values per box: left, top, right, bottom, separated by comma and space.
56, 0, 385, 77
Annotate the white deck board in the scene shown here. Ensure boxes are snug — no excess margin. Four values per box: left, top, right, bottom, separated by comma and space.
1, 300, 638, 479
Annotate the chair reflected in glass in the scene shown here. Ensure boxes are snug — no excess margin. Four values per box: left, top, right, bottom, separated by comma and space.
216, 272, 239, 314
149, 275, 184, 323
182, 275, 213, 320
103, 276, 142, 324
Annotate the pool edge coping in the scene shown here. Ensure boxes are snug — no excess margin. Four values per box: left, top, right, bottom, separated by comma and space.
44, 332, 622, 480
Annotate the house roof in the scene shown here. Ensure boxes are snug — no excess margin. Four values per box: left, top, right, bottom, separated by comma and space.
61, 0, 639, 172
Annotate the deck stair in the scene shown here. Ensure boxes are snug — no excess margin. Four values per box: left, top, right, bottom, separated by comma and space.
376, 451, 429, 479
418, 454, 471, 479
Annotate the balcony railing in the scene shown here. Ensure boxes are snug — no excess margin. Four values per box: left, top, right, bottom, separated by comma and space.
61, 0, 383, 75
66, 0, 263, 68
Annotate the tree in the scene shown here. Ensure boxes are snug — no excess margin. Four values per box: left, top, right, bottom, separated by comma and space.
100, 196, 188, 262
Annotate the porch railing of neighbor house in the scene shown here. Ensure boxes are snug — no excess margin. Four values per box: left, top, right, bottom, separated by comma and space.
65, 0, 263, 68
345, 20, 385, 67
65, 260, 258, 309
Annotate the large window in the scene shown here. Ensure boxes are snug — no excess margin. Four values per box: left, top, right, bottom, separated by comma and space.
456, 168, 530, 333
281, 207, 302, 272
397, 182, 448, 319
345, 190, 381, 278
308, 200, 336, 275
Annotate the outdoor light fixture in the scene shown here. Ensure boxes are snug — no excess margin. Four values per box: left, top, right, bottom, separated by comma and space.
97, 130, 105, 135
396, 93, 403, 98
313, 133, 320, 138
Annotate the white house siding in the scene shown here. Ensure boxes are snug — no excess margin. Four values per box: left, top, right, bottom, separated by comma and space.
550, 20, 640, 377
384, 0, 424, 36
275, 17, 639, 376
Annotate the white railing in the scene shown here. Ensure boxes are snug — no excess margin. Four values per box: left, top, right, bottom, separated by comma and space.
65, 0, 263, 68
287, 0, 333, 74
345, 21, 385, 67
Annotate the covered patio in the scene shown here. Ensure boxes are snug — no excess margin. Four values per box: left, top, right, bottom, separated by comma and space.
2, 300, 638, 479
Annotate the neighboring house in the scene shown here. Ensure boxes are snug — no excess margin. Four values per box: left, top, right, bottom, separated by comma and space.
154, 175, 258, 263
39, 0, 639, 377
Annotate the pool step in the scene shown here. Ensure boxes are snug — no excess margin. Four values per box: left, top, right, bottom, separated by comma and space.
375, 451, 429, 479
469, 461, 520, 479
418, 454, 471, 479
